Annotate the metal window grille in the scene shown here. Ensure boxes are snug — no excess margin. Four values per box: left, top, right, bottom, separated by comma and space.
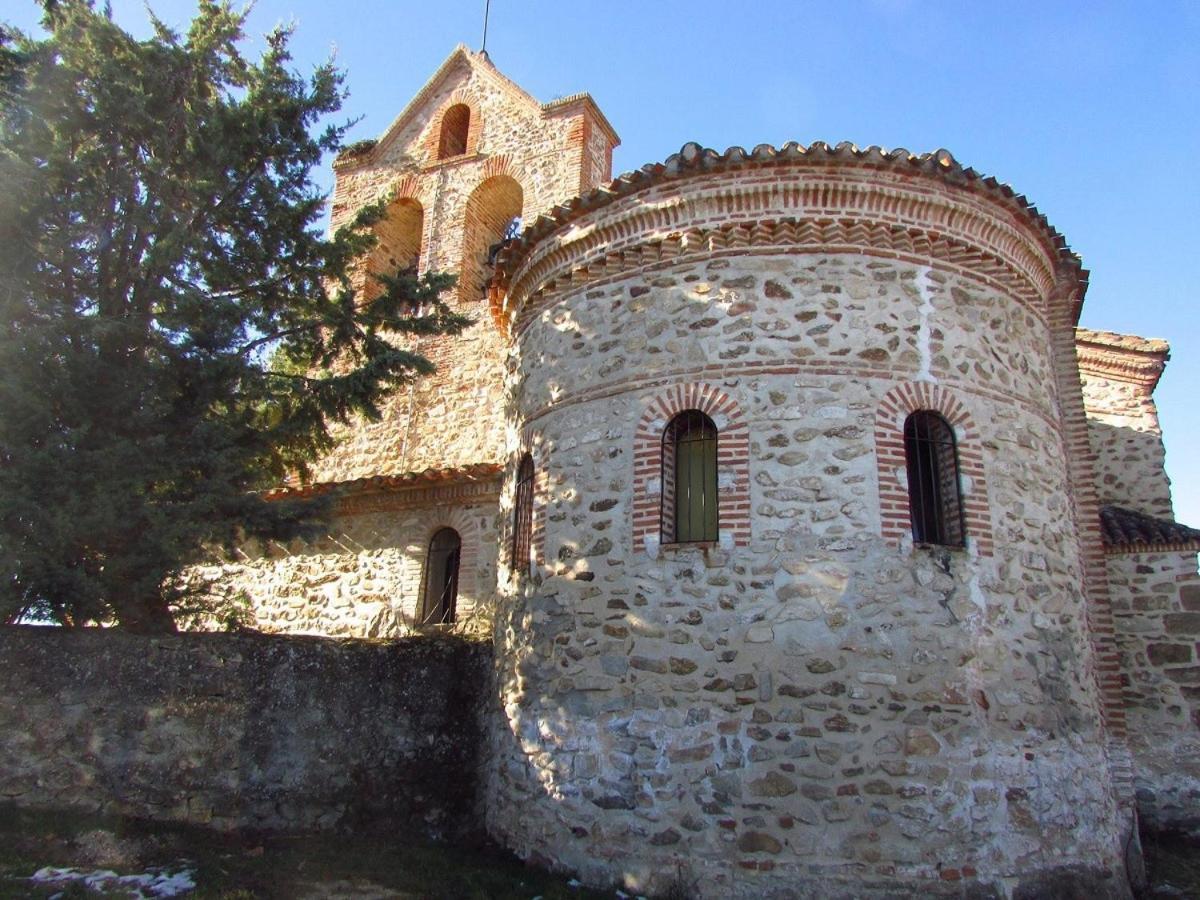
904, 411, 966, 547
420, 528, 461, 625
512, 454, 535, 574
662, 410, 718, 543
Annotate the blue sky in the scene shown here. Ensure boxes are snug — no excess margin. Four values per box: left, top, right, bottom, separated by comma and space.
10, 1, 1200, 525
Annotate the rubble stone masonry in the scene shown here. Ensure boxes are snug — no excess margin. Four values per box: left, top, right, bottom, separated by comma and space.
484, 150, 1131, 897
178, 48, 1199, 897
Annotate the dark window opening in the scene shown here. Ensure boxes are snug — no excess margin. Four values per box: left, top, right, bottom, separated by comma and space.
662, 410, 718, 544
904, 411, 966, 547
487, 215, 523, 265
421, 528, 461, 625
438, 104, 471, 159
512, 454, 534, 574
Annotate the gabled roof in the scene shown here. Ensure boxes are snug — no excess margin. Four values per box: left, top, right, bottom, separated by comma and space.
1100, 505, 1200, 553
339, 45, 619, 167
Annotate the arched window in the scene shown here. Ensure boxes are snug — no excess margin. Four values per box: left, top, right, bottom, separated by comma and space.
366, 197, 423, 302
904, 411, 965, 547
662, 411, 718, 544
512, 454, 534, 575
437, 104, 471, 159
460, 175, 523, 303
421, 528, 461, 625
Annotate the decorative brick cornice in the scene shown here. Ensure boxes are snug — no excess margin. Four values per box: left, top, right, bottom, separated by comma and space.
491, 142, 1086, 335
489, 141, 1089, 336
874, 382, 993, 557
1075, 327, 1169, 391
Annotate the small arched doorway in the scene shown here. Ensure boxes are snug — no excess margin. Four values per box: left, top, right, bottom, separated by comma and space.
420, 527, 461, 625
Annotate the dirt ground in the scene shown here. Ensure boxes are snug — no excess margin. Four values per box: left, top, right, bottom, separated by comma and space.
1, 804, 1196, 899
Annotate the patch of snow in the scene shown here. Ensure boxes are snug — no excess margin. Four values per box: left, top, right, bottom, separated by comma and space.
31, 864, 196, 898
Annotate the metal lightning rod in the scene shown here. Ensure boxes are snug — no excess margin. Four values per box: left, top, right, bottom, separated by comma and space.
481, 0, 491, 55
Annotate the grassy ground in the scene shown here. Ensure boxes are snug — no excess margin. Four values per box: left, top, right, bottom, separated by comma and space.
0, 805, 613, 900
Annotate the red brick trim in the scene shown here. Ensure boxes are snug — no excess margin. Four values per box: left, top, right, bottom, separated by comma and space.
459, 162, 527, 304
874, 382, 994, 557
423, 90, 483, 163
417, 508, 482, 623
1048, 284, 1135, 804
477, 153, 528, 184
385, 174, 422, 203
632, 383, 751, 552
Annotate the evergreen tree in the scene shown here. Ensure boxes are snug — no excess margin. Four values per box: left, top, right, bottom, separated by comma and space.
0, 2, 466, 631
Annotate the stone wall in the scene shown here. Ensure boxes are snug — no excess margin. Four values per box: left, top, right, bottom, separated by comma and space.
311, 47, 616, 484
1107, 551, 1200, 835
487, 248, 1129, 898
483, 149, 1132, 897
189, 488, 500, 638
1077, 328, 1173, 519
0, 628, 491, 836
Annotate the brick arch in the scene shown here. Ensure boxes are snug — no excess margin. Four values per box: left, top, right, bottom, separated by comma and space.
381, 174, 421, 203
632, 383, 751, 554
874, 382, 993, 556
459, 171, 525, 303
424, 90, 483, 162
478, 153, 530, 186
408, 506, 483, 626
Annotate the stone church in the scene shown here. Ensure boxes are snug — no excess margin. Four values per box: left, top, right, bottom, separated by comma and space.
196, 45, 1200, 896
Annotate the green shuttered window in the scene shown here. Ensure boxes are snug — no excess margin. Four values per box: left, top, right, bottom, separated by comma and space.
663, 410, 718, 543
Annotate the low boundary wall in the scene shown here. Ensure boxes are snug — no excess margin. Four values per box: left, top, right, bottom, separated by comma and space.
0, 627, 491, 835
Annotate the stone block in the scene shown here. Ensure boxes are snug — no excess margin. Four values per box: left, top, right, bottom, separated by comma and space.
1146, 643, 1193, 666
1165, 613, 1200, 635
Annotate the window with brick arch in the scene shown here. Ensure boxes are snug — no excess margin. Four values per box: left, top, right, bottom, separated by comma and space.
365, 196, 423, 304
904, 411, 966, 547
460, 174, 523, 302
437, 104, 471, 159
420, 527, 461, 625
512, 453, 534, 575
662, 410, 718, 543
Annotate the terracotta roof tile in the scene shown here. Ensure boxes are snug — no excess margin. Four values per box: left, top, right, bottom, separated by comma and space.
1100, 505, 1200, 552
492, 140, 1087, 299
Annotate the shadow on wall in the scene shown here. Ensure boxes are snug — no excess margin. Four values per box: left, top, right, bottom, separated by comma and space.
0, 627, 492, 837
1088, 420, 1175, 521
